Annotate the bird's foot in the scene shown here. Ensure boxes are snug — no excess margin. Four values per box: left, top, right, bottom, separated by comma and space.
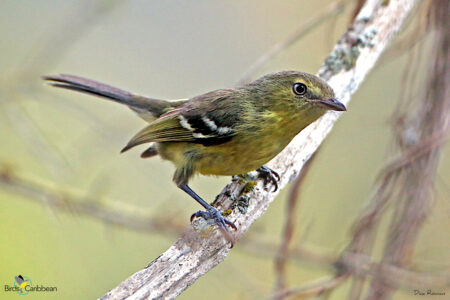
190, 207, 237, 230
191, 207, 237, 246
257, 166, 280, 192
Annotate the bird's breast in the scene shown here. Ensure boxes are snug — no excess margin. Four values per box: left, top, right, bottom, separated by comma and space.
195, 132, 292, 176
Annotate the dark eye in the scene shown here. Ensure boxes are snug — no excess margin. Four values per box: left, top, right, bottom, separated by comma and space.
293, 83, 307, 95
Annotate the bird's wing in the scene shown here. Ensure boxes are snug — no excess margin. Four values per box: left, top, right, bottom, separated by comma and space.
121, 89, 241, 152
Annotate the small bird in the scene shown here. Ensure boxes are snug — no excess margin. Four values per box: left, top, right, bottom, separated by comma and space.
43, 71, 345, 243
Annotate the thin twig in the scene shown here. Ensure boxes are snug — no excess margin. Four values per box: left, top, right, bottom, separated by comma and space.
270, 275, 348, 300
0, 167, 185, 236
378, 128, 449, 179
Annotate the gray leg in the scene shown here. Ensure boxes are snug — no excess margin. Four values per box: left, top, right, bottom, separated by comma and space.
178, 184, 237, 246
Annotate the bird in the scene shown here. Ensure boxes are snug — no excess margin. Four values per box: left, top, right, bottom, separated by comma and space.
43, 71, 346, 244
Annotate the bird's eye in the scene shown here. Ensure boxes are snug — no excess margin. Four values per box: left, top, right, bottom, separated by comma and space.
293, 83, 307, 95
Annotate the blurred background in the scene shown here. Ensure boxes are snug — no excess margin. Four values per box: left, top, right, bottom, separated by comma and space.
0, 0, 448, 299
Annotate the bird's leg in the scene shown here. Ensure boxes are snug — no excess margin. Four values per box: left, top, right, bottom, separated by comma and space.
257, 165, 280, 192
178, 184, 237, 244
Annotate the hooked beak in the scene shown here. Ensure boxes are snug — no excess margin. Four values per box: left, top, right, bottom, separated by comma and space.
318, 98, 347, 111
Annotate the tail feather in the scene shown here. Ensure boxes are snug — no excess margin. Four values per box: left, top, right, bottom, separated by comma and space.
43, 74, 142, 107
43, 74, 186, 119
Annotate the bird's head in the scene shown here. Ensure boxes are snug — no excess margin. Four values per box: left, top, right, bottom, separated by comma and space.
244, 71, 346, 116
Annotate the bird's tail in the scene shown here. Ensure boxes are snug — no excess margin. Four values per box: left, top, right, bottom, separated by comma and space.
43, 74, 187, 120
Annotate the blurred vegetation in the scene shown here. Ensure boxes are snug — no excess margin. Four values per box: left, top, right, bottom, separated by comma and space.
0, 0, 448, 299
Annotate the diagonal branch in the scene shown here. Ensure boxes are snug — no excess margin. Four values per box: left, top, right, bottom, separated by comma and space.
100, 1, 418, 299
